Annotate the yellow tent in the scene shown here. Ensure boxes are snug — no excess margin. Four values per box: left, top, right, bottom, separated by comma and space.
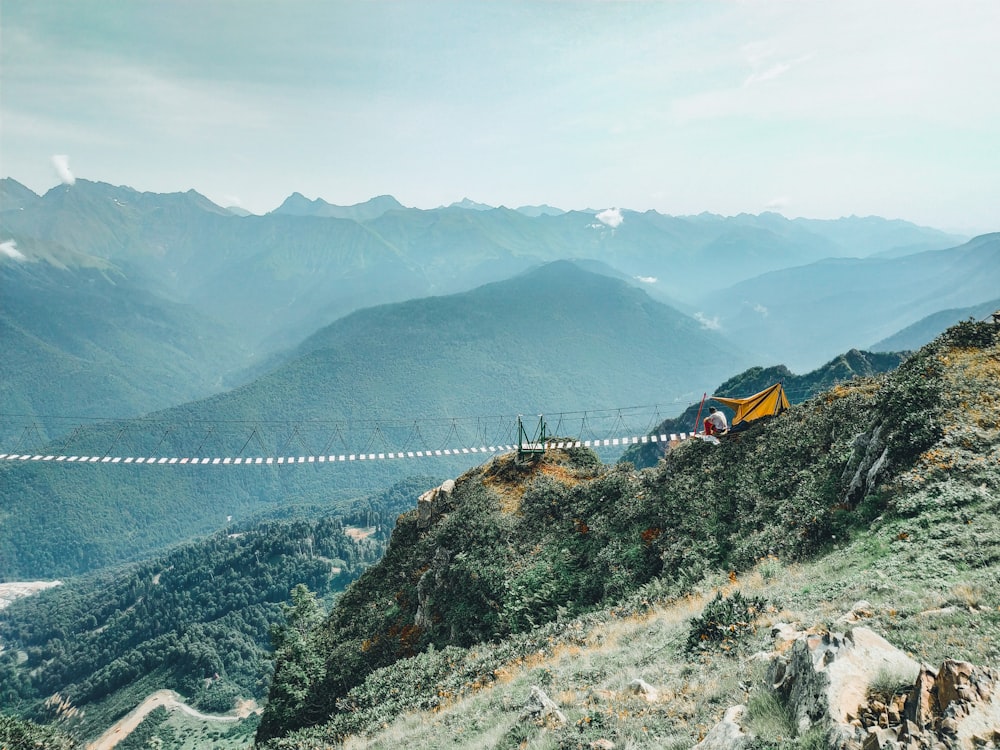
711, 383, 789, 427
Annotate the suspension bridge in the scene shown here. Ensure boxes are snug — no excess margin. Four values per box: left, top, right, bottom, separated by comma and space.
0, 383, 822, 468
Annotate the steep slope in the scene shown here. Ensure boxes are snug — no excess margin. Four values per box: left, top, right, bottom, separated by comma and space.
0, 178, 41, 212
704, 233, 1000, 371
255, 319, 1000, 746
0, 251, 251, 443
0, 262, 754, 580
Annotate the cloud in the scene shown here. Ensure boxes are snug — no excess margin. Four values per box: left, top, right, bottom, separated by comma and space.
1, 239, 26, 261
595, 207, 623, 228
693, 311, 721, 330
635, 275, 657, 284
764, 196, 789, 211
753, 303, 769, 316
743, 61, 792, 88
51, 154, 75, 185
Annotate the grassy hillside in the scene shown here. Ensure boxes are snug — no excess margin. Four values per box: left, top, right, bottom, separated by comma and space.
255, 320, 1000, 747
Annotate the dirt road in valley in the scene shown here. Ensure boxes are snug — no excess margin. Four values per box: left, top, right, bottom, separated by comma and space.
86, 689, 259, 750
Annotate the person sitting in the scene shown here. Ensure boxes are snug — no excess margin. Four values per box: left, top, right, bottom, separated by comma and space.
704, 406, 728, 436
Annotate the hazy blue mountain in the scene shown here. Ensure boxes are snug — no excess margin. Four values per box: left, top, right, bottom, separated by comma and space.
0, 252, 251, 444
447, 197, 494, 211
702, 233, 1000, 371
871, 297, 1000, 352
792, 214, 966, 257
4, 180, 970, 358
0, 262, 755, 580
3, 178, 984, 440
515, 204, 565, 217
0, 178, 40, 212
271, 192, 405, 221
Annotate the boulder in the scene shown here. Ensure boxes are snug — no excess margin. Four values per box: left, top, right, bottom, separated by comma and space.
628, 678, 659, 702
520, 685, 567, 729
693, 705, 753, 750
770, 626, 919, 740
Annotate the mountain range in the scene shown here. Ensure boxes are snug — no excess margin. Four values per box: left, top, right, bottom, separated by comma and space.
2, 179, 978, 380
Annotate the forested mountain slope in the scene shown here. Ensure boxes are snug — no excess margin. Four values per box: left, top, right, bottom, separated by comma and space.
255, 320, 1000, 747
0, 257, 251, 443
0, 478, 424, 743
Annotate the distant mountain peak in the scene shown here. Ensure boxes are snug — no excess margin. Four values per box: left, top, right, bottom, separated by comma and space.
271, 193, 404, 221
448, 197, 495, 211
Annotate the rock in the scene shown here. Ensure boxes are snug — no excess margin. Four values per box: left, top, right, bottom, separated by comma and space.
843, 426, 889, 506
771, 627, 919, 740
837, 600, 876, 625
771, 622, 800, 649
520, 685, 566, 728
935, 660, 976, 711
417, 479, 456, 528
413, 547, 451, 629
862, 726, 898, 750
693, 705, 753, 750
628, 678, 659, 702
904, 666, 938, 728
589, 740, 615, 750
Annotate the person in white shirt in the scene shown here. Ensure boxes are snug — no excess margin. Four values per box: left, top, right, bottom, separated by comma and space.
704, 406, 728, 436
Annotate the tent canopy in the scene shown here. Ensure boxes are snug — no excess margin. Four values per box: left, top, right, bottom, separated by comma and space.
711, 383, 789, 427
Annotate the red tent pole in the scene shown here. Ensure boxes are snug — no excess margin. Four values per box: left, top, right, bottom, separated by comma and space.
693, 392, 707, 436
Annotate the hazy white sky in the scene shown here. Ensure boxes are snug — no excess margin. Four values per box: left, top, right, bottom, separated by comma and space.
2, 0, 998, 232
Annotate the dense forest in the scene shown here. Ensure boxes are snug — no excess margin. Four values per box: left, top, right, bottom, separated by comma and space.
0, 478, 427, 738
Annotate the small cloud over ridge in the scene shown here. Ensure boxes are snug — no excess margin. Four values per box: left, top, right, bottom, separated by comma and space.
694, 311, 721, 330
595, 207, 623, 228
1, 239, 26, 261
635, 275, 657, 284
52, 154, 75, 185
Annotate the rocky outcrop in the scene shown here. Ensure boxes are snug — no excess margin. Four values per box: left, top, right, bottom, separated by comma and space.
843, 425, 890, 507
699, 606, 999, 750
417, 478, 455, 528
769, 625, 920, 741
855, 659, 1000, 749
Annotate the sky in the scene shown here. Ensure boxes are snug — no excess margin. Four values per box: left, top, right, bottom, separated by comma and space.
1, 0, 998, 233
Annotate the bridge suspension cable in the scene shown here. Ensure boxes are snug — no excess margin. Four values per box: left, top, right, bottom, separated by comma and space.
0, 402, 703, 467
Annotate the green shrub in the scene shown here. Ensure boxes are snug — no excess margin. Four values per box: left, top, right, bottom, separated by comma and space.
686, 591, 768, 653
